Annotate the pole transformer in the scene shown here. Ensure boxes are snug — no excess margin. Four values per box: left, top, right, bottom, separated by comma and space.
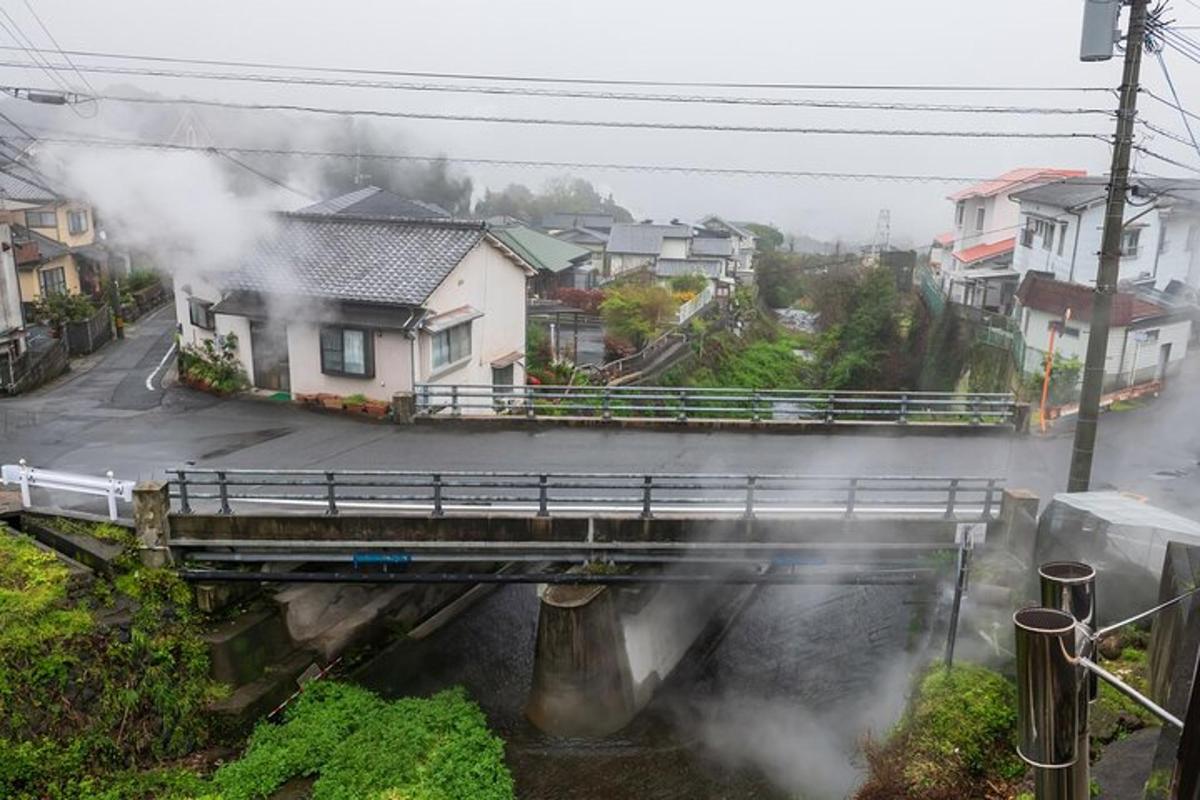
1068, 0, 1149, 492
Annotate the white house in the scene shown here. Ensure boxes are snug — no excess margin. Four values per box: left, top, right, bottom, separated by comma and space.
939, 167, 1086, 311
1014, 272, 1191, 389
1012, 176, 1200, 292
604, 222, 695, 277
175, 213, 535, 404
698, 215, 757, 282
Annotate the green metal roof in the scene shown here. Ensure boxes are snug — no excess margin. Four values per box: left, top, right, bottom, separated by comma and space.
490, 224, 591, 274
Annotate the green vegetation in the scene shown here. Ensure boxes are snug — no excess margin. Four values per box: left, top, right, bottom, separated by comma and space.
1091, 628, 1159, 749
743, 222, 785, 253
208, 682, 512, 800
179, 333, 250, 394
600, 282, 679, 350
30, 291, 100, 327
668, 273, 709, 295
343, 393, 368, 406
474, 176, 633, 223
124, 269, 163, 293
857, 664, 1025, 800
0, 524, 221, 800
1019, 353, 1083, 406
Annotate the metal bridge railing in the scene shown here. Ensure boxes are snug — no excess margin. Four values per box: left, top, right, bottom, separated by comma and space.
168, 469, 1003, 521
413, 384, 1017, 426
2, 460, 135, 521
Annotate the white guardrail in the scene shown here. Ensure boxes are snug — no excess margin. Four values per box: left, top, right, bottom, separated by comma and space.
2, 460, 135, 521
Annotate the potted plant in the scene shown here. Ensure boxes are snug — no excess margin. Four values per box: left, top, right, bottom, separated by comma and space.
318, 393, 343, 410
363, 399, 390, 418
343, 393, 367, 412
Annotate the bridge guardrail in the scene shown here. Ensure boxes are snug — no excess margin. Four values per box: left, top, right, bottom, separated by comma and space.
2, 460, 135, 520
168, 468, 1003, 521
414, 384, 1017, 426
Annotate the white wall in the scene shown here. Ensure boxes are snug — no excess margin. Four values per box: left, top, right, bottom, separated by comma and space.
418, 239, 528, 388
287, 323, 412, 402
214, 313, 253, 382
0, 223, 24, 346
660, 237, 689, 259
608, 253, 654, 276
174, 277, 222, 349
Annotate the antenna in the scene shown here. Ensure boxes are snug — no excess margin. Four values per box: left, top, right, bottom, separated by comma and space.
871, 208, 891, 260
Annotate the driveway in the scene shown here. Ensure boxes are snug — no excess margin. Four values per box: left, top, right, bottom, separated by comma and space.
2, 306, 1199, 518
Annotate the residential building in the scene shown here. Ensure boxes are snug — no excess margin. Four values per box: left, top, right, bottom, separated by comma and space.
929, 231, 954, 271
940, 167, 1086, 312
540, 212, 616, 234
698, 215, 757, 281
175, 214, 536, 402
1012, 177, 1200, 291
297, 185, 450, 219
0, 221, 25, 361
0, 163, 108, 308
489, 222, 595, 294
550, 225, 608, 276
604, 222, 694, 277
1014, 272, 1191, 389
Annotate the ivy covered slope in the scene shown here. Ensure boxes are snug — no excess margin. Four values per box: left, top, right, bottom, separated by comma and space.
0, 523, 220, 800
856, 664, 1025, 800
206, 682, 513, 800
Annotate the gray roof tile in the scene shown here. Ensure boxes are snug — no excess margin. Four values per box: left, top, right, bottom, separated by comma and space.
606, 223, 692, 255
298, 186, 451, 219
224, 213, 487, 306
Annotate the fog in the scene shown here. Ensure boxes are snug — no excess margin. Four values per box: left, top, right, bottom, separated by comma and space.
5, 1, 1200, 247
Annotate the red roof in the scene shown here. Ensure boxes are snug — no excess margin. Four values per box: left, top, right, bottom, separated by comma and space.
933, 231, 955, 248
952, 237, 1015, 266
948, 168, 1087, 202
1015, 273, 1166, 326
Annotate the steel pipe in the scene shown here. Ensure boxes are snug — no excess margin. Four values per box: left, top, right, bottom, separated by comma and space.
179, 568, 934, 585
1014, 607, 1079, 773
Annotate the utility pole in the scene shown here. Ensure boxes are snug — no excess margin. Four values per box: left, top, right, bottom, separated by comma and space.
1067, 0, 1149, 493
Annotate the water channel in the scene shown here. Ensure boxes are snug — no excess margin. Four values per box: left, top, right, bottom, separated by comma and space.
354, 578, 931, 799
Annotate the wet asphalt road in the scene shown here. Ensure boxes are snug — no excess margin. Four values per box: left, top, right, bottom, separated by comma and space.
2, 306, 1200, 518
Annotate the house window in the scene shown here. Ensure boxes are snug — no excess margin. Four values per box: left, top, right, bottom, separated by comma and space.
38, 266, 66, 296
67, 209, 88, 235
1020, 221, 1035, 248
187, 298, 215, 331
320, 326, 374, 377
25, 210, 56, 228
1049, 320, 1081, 338
1058, 222, 1068, 255
431, 321, 471, 370
974, 207, 986, 232
955, 202, 965, 226
1042, 222, 1054, 251
1121, 228, 1141, 258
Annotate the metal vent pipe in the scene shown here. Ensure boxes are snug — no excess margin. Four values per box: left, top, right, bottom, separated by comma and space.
1014, 607, 1079, 786
1038, 561, 1097, 800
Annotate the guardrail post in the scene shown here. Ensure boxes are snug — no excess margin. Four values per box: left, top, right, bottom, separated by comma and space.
677, 389, 687, 422
324, 471, 339, 516
642, 475, 653, 519
105, 470, 119, 521
526, 386, 536, 419
744, 475, 757, 518
751, 391, 761, 422
602, 388, 612, 421
945, 478, 960, 519
432, 473, 444, 517
216, 471, 232, 515
846, 477, 857, 516
944, 534, 972, 669
175, 469, 192, 514
982, 479, 996, 520
17, 458, 30, 508
451, 385, 461, 417
538, 474, 549, 517
899, 394, 909, 424
971, 396, 982, 426
825, 398, 835, 425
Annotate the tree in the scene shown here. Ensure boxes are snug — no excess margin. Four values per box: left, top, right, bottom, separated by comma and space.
744, 223, 785, 252
600, 283, 679, 349
473, 177, 634, 222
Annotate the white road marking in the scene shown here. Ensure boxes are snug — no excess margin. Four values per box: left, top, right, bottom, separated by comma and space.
146, 342, 177, 392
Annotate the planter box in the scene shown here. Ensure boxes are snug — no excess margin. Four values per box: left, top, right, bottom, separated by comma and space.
318, 394, 343, 410
362, 402, 389, 418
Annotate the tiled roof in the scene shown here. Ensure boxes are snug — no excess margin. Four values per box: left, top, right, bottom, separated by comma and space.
0, 164, 57, 204
1016, 273, 1167, 326
699, 215, 753, 239
541, 212, 615, 231
1011, 177, 1110, 209
224, 214, 487, 306
490, 224, 591, 273
948, 168, 1086, 202
297, 186, 450, 219
933, 231, 955, 247
553, 226, 608, 246
952, 237, 1015, 265
607, 223, 692, 255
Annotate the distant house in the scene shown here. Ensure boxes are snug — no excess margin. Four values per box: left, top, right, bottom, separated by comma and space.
176, 214, 536, 402
540, 212, 616, 234
0, 221, 24, 363
1014, 272, 1191, 388
489, 222, 595, 294
940, 168, 1085, 312
0, 164, 108, 309
297, 185, 450, 219
550, 225, 609, 276
1012, 176, 1200, 292
929, 231, 954, 272
698, 215, 757, 281
604, 222, 694, 277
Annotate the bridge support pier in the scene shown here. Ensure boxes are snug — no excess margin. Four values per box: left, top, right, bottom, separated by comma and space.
132, 480, 172, 568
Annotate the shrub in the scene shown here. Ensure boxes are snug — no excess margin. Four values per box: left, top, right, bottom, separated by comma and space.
550, 287, 605, 315
124, 269, 162, 293
600, 283, 678, 349
668, 273, 708, 295
180, 334, 249, 394
30, 291, 99, 327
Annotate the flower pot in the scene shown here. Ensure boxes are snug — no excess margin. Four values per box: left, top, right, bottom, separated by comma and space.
363, 401, 389, 418
319, 394, 343, 410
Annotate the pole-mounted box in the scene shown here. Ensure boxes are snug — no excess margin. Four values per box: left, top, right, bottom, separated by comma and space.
1081, 0, 1122, 62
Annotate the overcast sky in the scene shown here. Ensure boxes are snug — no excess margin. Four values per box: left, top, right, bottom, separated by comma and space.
10, 1, 1200, 246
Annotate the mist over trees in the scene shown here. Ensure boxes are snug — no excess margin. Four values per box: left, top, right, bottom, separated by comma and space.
474, 177, 634, 222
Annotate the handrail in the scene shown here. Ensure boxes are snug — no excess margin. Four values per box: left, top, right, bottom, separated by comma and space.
166, 468, 1003, 521
2, 460, 135, 521
414, 383, 1017, 426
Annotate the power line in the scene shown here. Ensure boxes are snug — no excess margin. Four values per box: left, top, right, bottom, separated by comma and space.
20, 1, 97, 96
212, 149, 316, 200
20, 89, 1109, 140
1153, 49, 1200, 158
0, 58, 1115, 116
0, 44, 1115, 93
1133, 143, 1200, 173
19, 131, 1004, 183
